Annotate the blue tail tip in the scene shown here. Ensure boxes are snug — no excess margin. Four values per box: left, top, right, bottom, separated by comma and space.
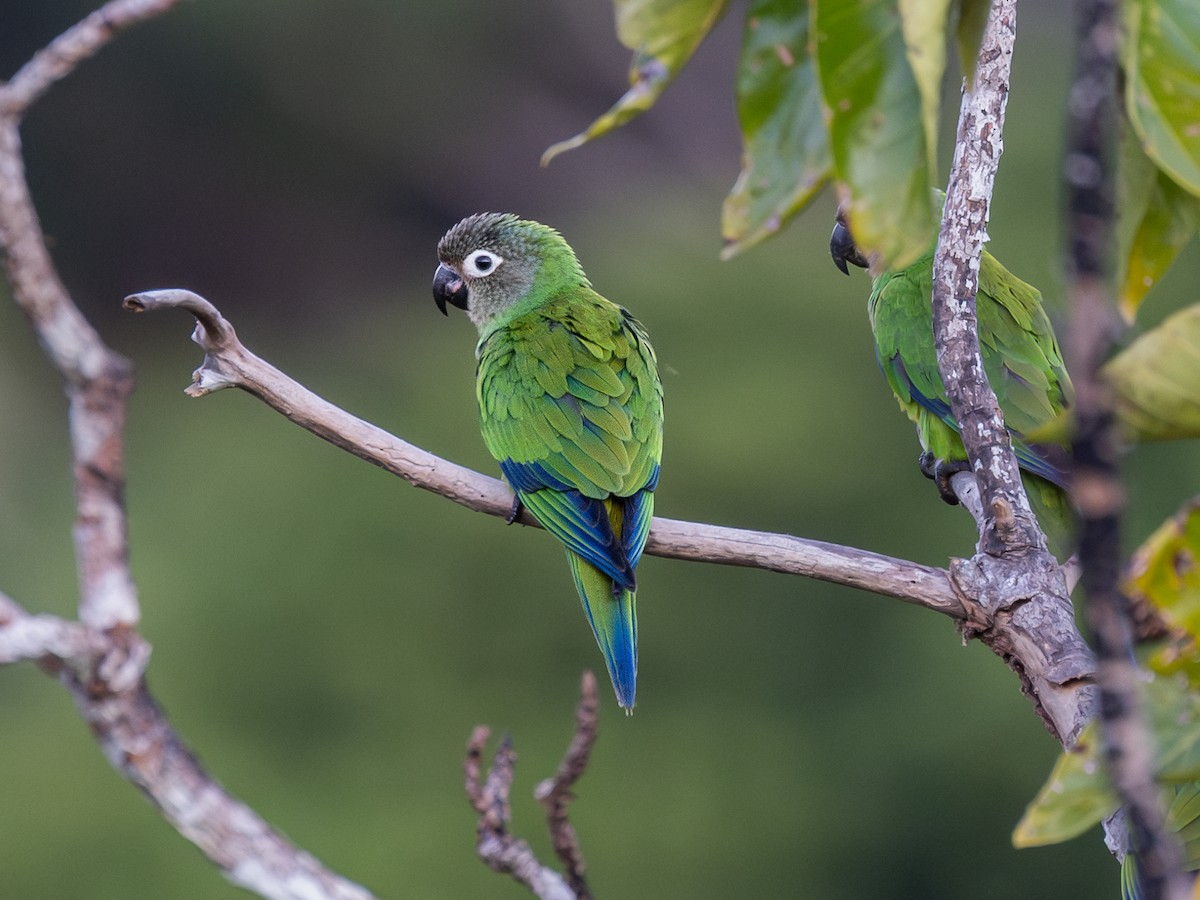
606, 650, 637, 713
610, 670, 636, 712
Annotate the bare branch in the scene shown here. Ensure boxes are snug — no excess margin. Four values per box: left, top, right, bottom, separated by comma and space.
0, 591, 109, 667
1064, 0, 1187, 894
465, 728, 577, 900
0, 5, 383, 898
71, 667, 378, 900
535, 672, 600, 900
0, 1, 170, 630
466, 673, 602, 899
0, 589, 376, 899
123, 289, 965, 617
2, 0, 184, 117
124, 284, 1105, 740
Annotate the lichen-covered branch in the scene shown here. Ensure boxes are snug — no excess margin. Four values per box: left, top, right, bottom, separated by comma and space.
1064, 0, 1187, 894
930, 0, 1097, 748
0, 0, 184, 632
0, 591, 112, 666
932, 0, 1041, 556
0, 589, 378, 900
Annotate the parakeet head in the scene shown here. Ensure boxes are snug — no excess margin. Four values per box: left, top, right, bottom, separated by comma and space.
433, 213, 589, 331
829, 207, 870, 275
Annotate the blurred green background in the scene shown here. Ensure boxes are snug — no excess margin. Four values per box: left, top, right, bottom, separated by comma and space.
2, 1, 1198, 897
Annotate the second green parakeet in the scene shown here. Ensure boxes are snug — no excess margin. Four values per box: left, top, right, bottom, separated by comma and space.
434, 213, 664, 711
830, 207, 1074, 553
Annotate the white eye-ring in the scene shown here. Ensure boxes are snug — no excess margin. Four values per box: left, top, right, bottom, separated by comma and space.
464, 249, 503, 278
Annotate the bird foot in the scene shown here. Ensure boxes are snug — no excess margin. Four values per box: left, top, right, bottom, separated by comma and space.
505, 494, 524, 525
918, 451, 970, 506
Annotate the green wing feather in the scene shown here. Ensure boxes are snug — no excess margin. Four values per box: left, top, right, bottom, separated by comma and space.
869, 246, 1074, 551
477, 287, 663, 708
478, 290, 662, 500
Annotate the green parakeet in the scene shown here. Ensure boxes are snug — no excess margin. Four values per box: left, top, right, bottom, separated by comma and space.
829, 208, 1074, 553
433, 213, 664, 711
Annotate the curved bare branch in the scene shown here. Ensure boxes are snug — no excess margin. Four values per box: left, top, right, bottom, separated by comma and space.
123, 288, 966, 617
0, 4, 383, 898
2, 0, 183, 117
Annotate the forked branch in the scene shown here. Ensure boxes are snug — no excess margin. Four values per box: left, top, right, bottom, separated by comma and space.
465, 673, 601, 900
0, 3, 380, 898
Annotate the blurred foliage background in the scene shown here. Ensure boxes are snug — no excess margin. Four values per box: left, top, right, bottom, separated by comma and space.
2, 1, 1199, 897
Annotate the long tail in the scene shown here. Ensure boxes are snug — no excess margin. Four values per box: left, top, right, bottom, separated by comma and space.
566, 549, 638, 711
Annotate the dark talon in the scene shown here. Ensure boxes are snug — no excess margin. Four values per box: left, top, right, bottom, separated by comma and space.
919, 450, 937, 481
505, 493, 523, 525
918, 452, 970, 506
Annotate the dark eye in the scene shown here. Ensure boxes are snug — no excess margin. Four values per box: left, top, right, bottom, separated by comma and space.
465, 249, 502, 278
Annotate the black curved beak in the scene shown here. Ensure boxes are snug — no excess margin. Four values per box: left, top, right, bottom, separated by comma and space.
433, 264, 469, 316
830, 218, 869, 275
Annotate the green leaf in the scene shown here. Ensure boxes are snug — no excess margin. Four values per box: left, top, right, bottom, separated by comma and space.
1013, 723, 1117, 848
897, 0, 951, 176
954, 0, 991, 85
1149, 675, 1200, 782
1158, 718, 1200, 784
541, 0, 729, 165
1105, 305, 1200, 442
1117, 116, 1200, 321
1125, 498, 1200, 662
1124, 0, 1200, 196
720, 0, 830, 258
813, 0, 936, 270
1031, 305, 1200, 446
1014, 676, 1200, 849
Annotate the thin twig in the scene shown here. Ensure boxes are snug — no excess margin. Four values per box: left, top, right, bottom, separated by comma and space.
535, 672, 600, 900
1064, 0, 1188, 894
0, 591, 111, 667
465, 729, 577, 900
